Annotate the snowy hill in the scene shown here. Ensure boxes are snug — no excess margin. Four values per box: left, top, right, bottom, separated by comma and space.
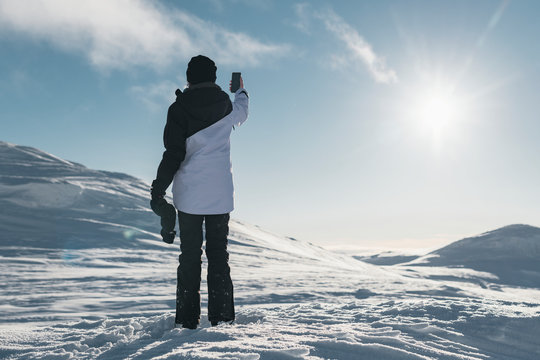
406, 224, 540, 287
1, 141, 540, 359
0, 141, 161, 249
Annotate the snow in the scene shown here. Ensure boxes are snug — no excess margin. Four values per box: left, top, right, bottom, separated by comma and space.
1, 141, 540, 359
405, 224, 540, 287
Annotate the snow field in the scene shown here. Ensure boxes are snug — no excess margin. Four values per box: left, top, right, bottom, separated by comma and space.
1, 223, 540, 359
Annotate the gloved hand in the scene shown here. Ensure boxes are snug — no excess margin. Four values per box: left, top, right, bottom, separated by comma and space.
150, 181, 177, 244
150, 197, 177, 244
159, 203, 176, 244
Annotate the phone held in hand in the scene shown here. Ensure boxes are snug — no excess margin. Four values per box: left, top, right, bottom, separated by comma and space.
231, 72, 241, 93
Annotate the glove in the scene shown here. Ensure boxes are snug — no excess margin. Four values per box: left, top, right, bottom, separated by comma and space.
150, 181, 177, 244
160, 206, 176, 244
150, 197, 177, 244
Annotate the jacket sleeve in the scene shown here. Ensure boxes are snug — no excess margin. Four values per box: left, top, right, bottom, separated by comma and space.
151, 104, 186, 198
230, 88, 249, 127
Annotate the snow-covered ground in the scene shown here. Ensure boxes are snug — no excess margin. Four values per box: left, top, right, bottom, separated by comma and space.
1, 141, 540, 359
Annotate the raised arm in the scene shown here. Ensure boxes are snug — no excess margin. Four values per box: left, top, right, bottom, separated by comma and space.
229, 75, 249, 127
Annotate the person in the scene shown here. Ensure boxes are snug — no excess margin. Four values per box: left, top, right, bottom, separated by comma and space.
150, 55, 249, 329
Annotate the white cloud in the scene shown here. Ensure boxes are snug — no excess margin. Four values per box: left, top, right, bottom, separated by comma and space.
317, 9, 398, 84
293, 4, 397, 84
0, 0, 289, 71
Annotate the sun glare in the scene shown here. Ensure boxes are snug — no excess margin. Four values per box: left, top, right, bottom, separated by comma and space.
420, 87, 456, 130
407, 80, 468, 149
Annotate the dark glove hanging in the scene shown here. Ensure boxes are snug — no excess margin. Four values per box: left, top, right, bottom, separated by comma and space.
150, 180, 177, 244
159, 202, 176, 244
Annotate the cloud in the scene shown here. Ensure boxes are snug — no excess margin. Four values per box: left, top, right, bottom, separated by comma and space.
0, 0, 289, 71
292, 3, 312, 34
293, 4, 397, 84
317, 9, 398, 84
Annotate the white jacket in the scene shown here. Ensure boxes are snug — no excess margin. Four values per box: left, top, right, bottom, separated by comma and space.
172, 88, 249, 215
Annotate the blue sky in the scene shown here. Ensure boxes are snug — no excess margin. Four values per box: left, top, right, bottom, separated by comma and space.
1, 0, 539, 249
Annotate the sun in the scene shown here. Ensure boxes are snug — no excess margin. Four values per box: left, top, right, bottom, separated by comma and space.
407, 79, 468, 149
419, 86, 457, 132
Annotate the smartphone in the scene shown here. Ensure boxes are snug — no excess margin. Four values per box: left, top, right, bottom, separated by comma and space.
231, 72, 241, 93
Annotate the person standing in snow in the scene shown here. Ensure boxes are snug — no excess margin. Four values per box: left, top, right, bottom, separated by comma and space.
150, 55, 249, 329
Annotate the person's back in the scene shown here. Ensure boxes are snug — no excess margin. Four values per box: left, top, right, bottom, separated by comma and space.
150, 55, 249, 329
172, 82, 248, 215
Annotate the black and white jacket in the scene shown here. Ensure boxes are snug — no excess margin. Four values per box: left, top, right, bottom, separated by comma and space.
153, 82, 249, 215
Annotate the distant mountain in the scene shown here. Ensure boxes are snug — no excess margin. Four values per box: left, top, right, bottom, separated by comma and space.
409, 224, 540, 287
353, 251, 421, 266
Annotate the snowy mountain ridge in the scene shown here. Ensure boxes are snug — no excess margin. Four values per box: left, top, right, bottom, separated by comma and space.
398, 223, 540, 287
3, 141, 539, 258
0, 140, 154, 249
431, 223, 540, 259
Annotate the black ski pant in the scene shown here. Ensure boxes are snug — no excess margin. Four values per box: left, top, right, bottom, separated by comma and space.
175, 211, 235, 325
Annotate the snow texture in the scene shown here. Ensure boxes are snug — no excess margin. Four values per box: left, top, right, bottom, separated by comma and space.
1, 141, 539, 359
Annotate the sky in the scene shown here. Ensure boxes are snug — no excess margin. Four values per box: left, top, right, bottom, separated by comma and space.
1, 0, 539, 250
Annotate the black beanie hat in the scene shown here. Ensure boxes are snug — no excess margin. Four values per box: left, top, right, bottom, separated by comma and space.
186, 55, 217, 85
